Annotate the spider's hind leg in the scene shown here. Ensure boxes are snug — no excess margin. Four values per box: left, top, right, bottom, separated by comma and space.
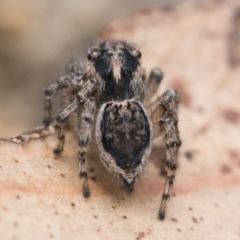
155, 89, 181, 220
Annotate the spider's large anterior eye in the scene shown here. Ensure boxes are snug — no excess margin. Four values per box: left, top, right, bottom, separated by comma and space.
131, 49, 141, 58
88, 51, 99, 61
87, 53, 92, 61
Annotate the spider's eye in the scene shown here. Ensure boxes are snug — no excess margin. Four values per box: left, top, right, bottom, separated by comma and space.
87, 53, 92, 61
131, 49, 141, 58
88, 51, 99, 61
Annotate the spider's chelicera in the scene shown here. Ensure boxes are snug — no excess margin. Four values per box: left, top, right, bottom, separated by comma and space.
43, 40, 181, 220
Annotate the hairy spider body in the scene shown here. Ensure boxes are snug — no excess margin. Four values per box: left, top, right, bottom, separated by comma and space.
43, 40, 181, 220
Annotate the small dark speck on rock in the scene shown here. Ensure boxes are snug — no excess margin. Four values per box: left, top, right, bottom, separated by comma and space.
184, 151, 194, 160
71, 202, 75, 208
136, 232, 145, 240
49, 233, 54, 238
171, 218, 178, 222
177, 228, 181, 232
221, 164, 232, 174
222, 109, 240, 124
228, 150, 239, 159
192, 217, 198, 223
13, 222, 18, 227
122, 215, 127, 219
13, 158, 19, 163
16, 195, 20, 199
90, 176, 96, 181
189, 207, 193, 211
60, 173, 65, 178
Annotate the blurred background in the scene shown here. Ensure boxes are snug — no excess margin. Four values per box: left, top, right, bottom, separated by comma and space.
0, 0, 197, 137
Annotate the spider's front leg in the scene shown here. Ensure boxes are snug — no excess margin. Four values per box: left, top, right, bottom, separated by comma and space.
77, 97, 96, 198
54, 99, 79, 154
43, 62, 84, 127
54, 77, 97, 197
53, 77, 97, 154
156, 89, 181, 220
43, 76, 77, 126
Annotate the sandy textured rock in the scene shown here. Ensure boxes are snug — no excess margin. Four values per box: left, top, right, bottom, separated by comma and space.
1, 0, 240, 239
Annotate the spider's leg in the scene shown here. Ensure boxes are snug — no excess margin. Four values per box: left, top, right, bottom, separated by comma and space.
155, 89, 181, 220
43, 67, 84, 126
54, 76, 98, 194
77, 97, 96, 198
145, 67, 163, 107
43, 74, 83, 126
75, 76, 101, 197
54, 99, 79, 154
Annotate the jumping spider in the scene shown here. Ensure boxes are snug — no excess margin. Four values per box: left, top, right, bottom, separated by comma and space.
43, 40, 181, 220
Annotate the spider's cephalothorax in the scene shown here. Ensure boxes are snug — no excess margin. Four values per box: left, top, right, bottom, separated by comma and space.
86, 40, 146, 103
43, 40, 181, 220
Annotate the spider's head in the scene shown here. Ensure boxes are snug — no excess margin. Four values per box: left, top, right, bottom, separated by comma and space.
87, 40, 144, 82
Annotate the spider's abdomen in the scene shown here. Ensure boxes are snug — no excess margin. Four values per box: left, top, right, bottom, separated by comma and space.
96, 100, 152, 181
